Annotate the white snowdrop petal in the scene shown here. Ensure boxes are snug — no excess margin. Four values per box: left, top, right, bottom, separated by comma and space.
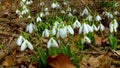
79, 26, 83, 34
52, 26, 56, 35
83, 24, 89, 34
85, 36, 91, 43
47, 39, 51, 48
96, 15, 101, 21
67, 25, 74, 35
56, 28, 60, 38
21, 40, 27, 51
52, 38, 58, 47
45, 29, 49, 37
17, 36, 23, 46
28, 42, 33, 50
29, 23, 33, 33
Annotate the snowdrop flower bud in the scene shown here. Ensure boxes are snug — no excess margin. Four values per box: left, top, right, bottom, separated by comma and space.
109, 19, 118, 33
80, 8, 88, 16
16, 9, 20, 14
26, 23, 34, 33
103, 11, 113, 19
87, 24, 93, 32
86, 14, 93, 21
40, 12, 45, 17
98, 23, 105, 31
21, 40, 33, 51
52, 26, 57, 35
96, 15, 102, 21
36, 16, 42, 22
47, 38, 58, 48
92, 24, 98, 31
40, 2, 44, 6
45, 12, 49, 16
68, 13, 73, 17
114, 11, 120, 15
85, 36, 91, 43
60, 27, 67, 38
42, 29, 49, 38
17, 35, 23, 46
44, 8, 48, 12
67, 25, 74, 35
22, 0, 26, 2
61, 10, 66, 14
51, 2, 56, 8
83, 23, 89, 34
73, 20, 81, 28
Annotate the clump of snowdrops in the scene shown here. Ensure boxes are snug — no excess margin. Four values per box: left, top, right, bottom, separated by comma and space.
16, 0, 120, 67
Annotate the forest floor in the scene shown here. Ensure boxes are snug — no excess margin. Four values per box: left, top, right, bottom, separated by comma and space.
0, 0, 120, 68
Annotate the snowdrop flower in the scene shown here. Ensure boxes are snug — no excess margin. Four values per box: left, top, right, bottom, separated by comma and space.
84, 36, 91, 43
98, 23, 105, 31
57, 27, 67, 38
103, 11, 113, 19
52, 26, 57, 35
79, 23, 93, 34
45, 12, 49, 16
109, 19, 118, 33
92, 24, 98, 31
61, 10, 66, 14
26, 1, 33, 5
26, 23, 34, 33
22, 0, 26, 2
40, 12, 45, 17
36, 16, 42, 22
21, 40, 33, 51
47, 38, 58, 48
66, 7, 71, 12
16, 9, 20, 14
17, 35, 24, 46
67, 25, 74, 35
114, 11, 120, 15
42, 29, 49, 38
27, 15, 31, 18
40, 2, 44, 6
80, 8, 89, 16
86, 14, 93, 21
68, 13, 73, 17
96, 15, 102, 21
114, 2, 119, 7
73, 19, 81, 28
44, 7, 48, 12
51, 2, 60, 9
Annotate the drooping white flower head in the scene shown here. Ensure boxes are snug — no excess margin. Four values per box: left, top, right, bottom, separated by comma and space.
103, 11, 113, 19
92, 24, 98, 31
84, 36, 91, 43
96, 15, 102, 21
98, 23, 105, 31
80, 8, 89, 16
52, 26, 57, 35
26, 1, 33, 5
73, 19, 81, 28
26, 23, 34, 33
40, 2, 44, 6
86, 14, 93, 21
68, 13, 73, 17
16, 35, 24, 46
40, 12, 45, 17
79, 23, 93, 34
114, 11, 120, 15
109, 19, 118, 33
47, 38, 58, 48
59, 27, 67, 38
36, 16, 42, 22
42, 29, 49, 38
67, 25, 74, 35
20, 40, 33, 51
51, 2, 60, 9
22, 0, 26, 2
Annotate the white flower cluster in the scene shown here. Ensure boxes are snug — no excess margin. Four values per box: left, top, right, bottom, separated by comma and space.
109, 19, 118, 33
51, 2, 60, 9
16, 35, 33, 51
16, 0, 33, 18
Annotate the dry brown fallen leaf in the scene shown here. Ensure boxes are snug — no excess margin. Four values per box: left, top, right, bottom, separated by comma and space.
94, 34, 102, 46
47, 54, 75, 68
2, 55, 16, 66
80, 50, 111, 68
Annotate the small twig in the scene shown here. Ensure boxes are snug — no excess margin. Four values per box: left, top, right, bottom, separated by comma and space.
0, 31, 19, 37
